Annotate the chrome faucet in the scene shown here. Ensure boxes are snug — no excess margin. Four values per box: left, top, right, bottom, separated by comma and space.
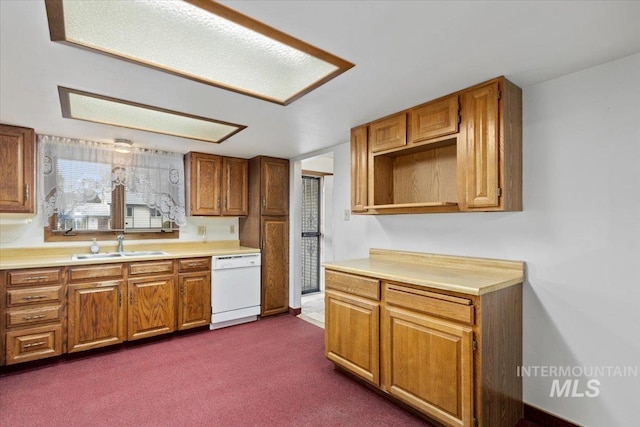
116, 234, 124, 253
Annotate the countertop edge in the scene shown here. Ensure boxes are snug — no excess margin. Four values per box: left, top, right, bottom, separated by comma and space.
323, 261, 524, 296
0, 246, 260, 270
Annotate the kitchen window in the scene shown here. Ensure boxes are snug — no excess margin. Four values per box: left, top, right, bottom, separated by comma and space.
38, 135, 186, 241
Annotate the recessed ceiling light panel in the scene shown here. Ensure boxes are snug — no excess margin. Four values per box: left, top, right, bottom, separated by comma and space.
58, 87, 246, 143
46, 0, 355, 105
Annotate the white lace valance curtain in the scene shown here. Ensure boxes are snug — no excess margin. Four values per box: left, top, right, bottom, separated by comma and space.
38, 135, 186, 227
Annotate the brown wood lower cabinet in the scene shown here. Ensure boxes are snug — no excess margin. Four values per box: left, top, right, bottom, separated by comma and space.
324, 268, 522, 427
325, 270, 380, 386
177, 257, 211, 330
383, 303, 473, 427
260, 216, 289, 316
2, 267, 64, 365
128, 275, 175, 340
67, 264, 125, 353
325, 290, 380, 386
2, 257, 213, 366
67, 281, 125, 353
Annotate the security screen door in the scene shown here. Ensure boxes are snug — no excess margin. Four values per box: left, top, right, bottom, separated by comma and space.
301, 176, 321, 294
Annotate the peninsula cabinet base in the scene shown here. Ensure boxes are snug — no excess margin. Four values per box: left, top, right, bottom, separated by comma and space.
324, 249, 524, 427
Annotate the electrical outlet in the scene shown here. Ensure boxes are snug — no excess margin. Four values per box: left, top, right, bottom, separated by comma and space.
344, 209, 350, 221
230, 224, 235, 234
197, 226, 206, 237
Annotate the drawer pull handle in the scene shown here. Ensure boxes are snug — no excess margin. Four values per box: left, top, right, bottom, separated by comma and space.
23, 315, 47, 321
24, 276, 47, 282
22, 341, 46, 349
23, 295, 48, 300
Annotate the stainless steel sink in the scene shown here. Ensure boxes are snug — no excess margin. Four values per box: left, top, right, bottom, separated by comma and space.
72, 253, 123, 260
72, 250, 168, 261
121, 250, 168, 257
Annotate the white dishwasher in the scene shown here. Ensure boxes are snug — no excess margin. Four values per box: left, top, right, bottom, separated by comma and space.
210, 253, 261, 330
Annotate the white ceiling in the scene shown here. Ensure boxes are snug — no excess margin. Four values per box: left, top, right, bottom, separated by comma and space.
1, 1, 639, 160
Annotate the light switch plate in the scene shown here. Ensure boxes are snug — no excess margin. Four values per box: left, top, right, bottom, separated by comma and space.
344, 209, 350, 221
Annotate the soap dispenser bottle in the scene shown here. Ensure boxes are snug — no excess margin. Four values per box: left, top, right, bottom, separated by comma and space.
90, 238, 100, 254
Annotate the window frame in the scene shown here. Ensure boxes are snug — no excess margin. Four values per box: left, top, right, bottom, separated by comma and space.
44, 169, 179, 242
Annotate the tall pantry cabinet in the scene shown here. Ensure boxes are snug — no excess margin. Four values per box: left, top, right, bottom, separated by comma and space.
240, 156, 289, 317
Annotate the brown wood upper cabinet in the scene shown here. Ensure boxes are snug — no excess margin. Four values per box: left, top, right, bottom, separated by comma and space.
351, 76, 521, 215
368, 112, 407, 153
459, 79, 522, 211
408, 94, 460, 144
350, 125, 368, 213
222, 157, 249, 216
260, 157, 289, 216
185, 152, 248, 216
0, 124, 35, 213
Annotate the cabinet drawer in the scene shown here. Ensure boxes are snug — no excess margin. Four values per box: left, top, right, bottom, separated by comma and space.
408, 94, 459, 144
69, 264, 124, 282
326, 270, 380, 300
6, 305, 62, 328
7, 286, 63, 307
6, 324, 62, 365
178, 257, 210, 272
385, 283, 474, 325
8, 268, 61, 286
129, 260, 174, 276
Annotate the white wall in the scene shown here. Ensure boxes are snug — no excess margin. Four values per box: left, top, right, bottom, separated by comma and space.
0, 212, 239, 248
331, 53, 640, 426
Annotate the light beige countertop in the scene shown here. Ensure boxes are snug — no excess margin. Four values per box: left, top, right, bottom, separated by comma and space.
323, 248, 524, 296
0, 240, 259, 270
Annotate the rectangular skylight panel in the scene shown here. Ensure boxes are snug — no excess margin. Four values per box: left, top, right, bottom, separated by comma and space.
59, 87, 245, 143
47, 0, 353, 105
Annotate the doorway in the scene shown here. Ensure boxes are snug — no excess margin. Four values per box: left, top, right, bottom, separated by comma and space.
296, 153, 334, 328
302, 175, 321, 294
